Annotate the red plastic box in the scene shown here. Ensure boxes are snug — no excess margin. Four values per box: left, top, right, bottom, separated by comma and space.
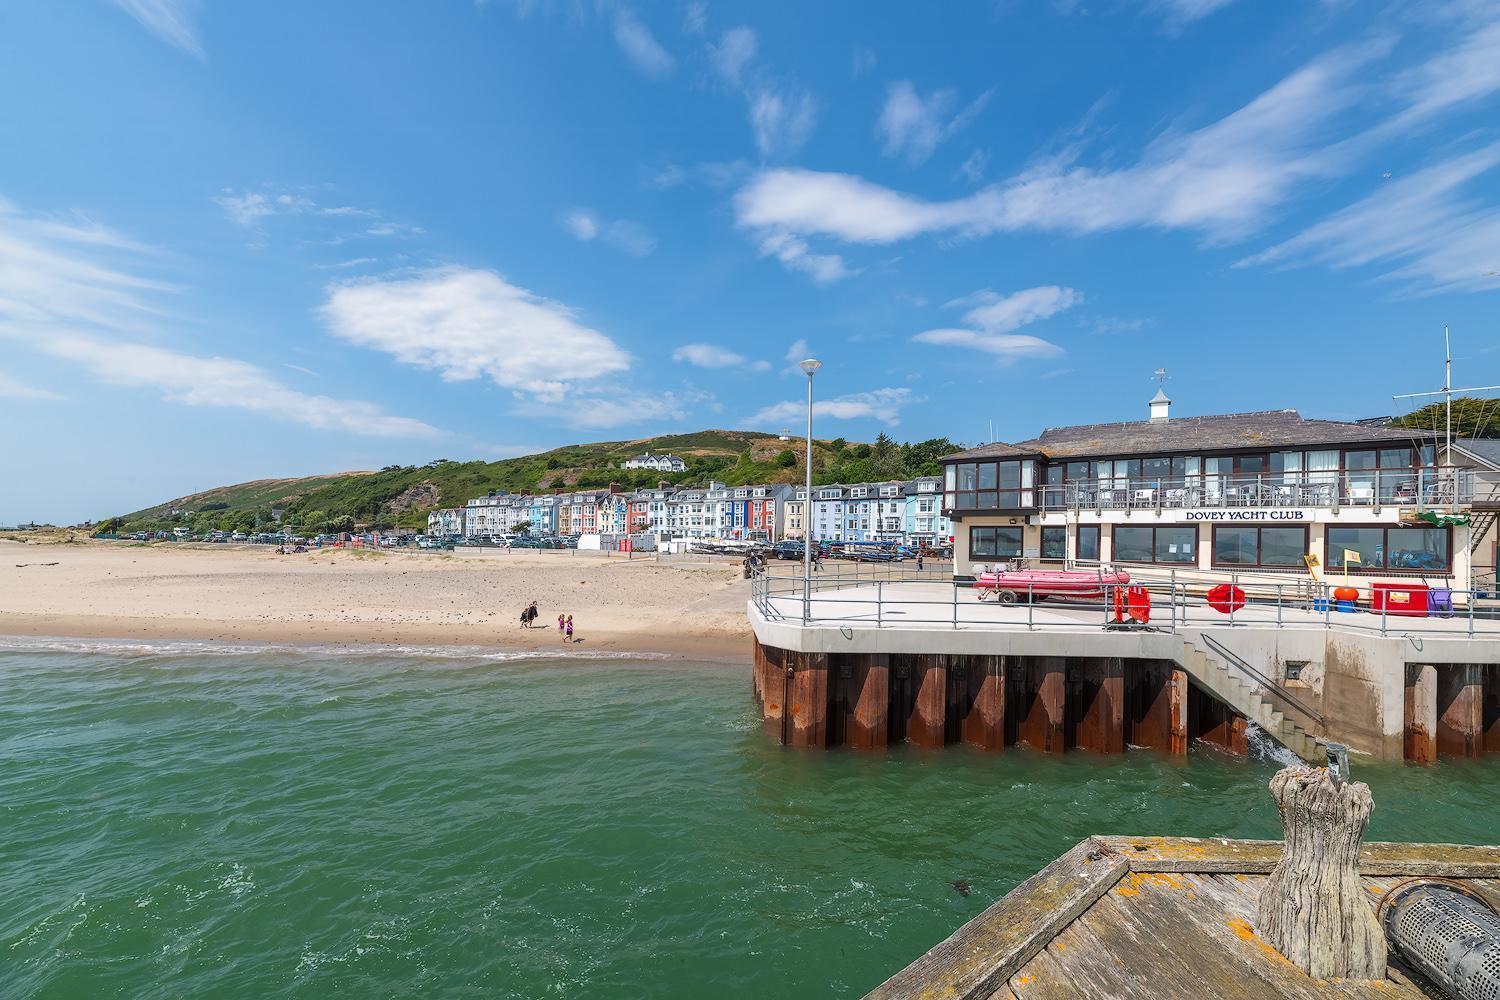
1371, 582, 1430, 618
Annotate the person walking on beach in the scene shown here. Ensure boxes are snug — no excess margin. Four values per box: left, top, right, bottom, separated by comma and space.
526, 601, 538, 627
565, 614, 575, 643
558, 613, 566, 640
916, 551, 924, 574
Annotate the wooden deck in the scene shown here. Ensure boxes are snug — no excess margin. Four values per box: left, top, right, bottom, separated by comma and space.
865, 836, 1500, 999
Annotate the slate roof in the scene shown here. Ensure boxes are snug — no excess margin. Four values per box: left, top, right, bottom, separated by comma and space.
1457, 438, 1500, 470
943, 409, 1435, 463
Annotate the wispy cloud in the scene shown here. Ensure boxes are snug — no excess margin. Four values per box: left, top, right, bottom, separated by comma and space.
0, 372, 63, 400
561, 208, 657, 256
747, 386, 916, 428
702, 27, 818, 158
106, 0, 205, 58
0, 195, 439, 437
320, 266, 632, 406
851, 45, 877, 78
877, 81, 993, 165
672, 343, 771, 371
709, 26, 757, 86
613, 9, 675, 79
755, 230, 849, 284
1238, 143, 1500, 294
913, 286, 1076, 361
1146, 0, 1237, 30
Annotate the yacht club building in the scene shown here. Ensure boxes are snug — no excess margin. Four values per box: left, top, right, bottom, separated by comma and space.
941, 392, 1490, 589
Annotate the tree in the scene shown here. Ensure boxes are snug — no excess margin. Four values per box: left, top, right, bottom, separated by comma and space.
775, 449, 797, 468
1390, 396, 1500, 438
874, 432, 895, 460
512, 520, 532, 534
829, 437, 847, 451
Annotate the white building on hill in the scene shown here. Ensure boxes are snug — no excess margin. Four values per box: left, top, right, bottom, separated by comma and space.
620, 452, 686, 473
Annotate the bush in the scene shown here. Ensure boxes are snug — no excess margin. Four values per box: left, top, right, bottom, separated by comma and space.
775, 449, 796, 468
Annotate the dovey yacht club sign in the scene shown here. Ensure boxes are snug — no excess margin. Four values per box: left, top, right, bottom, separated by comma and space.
1183, 509, 1310, 522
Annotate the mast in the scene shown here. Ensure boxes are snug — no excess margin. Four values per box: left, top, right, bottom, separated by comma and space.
1393, 329, 1500, 515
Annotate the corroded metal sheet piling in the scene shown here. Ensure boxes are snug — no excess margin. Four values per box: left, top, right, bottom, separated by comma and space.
1126, 660, 1188, 754
1403, 663, 1437, 763
1070, 656, 1124, 754
1437, 663, 1484, 759
959, 655, 1006, 750
1013, 656, 1066, 753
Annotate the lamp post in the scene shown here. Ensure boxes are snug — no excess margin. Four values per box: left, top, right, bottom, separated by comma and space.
799, 358, 821, 625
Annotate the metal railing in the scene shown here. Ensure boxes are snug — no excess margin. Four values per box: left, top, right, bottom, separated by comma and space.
1198, 632, 1324, 727
1024, 467, 1479, 512
748, 563, 1500, 639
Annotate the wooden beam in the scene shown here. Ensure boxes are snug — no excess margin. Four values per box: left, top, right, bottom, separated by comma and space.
1070, 657, 1125, 754
1015, 656, 1066, 753
1437, 663, 1484, 759
1092, 836, 1500, 876
960, 655, 1006, 750
1404, 663, 1437, 763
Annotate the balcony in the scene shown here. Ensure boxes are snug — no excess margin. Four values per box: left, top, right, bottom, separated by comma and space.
1034, 468, 1478, 512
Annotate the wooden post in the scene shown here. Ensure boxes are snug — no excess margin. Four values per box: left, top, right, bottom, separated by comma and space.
1128, 660, 1188, 755
1437, 663, 1483, 759
845, 653, 889, 751
786, 651, 830, 748
1070, 657, 1124, 753
960, 655, 1006, 750
1016, 656, 1066, 753
1404, 663, 1437, 763
909, 654, 949, 747
1256, 766, 1386, 981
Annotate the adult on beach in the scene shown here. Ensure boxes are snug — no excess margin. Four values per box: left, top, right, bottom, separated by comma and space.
565, 614, 575, 643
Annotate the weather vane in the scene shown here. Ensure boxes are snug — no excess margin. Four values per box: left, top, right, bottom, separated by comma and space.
1152, 367, 1169, 386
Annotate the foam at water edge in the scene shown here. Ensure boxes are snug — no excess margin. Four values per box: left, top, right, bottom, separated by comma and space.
1245, 722, 1302, 767
0, 634, 672, 662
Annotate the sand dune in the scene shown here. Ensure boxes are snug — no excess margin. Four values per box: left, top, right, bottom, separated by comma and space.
0, 540, 754, 661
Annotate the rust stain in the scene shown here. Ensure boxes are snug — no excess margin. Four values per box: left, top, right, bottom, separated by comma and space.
767, 703, 779, 712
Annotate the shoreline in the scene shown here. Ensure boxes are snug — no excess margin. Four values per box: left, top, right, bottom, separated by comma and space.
0, 540, 754, 664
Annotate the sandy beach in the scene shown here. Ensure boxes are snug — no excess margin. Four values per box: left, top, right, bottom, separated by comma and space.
0, 539, 754, 661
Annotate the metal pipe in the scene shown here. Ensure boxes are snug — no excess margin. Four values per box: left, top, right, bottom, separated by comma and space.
799, 358, 820, 626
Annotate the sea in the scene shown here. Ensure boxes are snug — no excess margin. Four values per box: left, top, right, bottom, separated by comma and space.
3, 639, 1498, 999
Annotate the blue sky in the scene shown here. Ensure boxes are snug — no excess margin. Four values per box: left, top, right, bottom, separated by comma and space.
3, 0, 1499, 523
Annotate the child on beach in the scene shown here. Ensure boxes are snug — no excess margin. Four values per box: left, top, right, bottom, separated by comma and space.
565, 614, 574, 643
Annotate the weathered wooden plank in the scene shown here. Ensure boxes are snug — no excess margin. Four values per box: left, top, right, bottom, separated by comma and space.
1047, 894, 1228, 1000
1437, 663, 1484, 758
1093, 836, 1500, 876
863, 839, 1127, 1000
1005, 948, 1085, 1000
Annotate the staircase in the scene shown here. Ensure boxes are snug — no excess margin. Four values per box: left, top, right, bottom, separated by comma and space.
1178, 634, 1329, 763
1470, 509, 1496, 556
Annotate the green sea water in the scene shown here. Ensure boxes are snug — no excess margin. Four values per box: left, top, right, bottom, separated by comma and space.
3, 640, 1498, 999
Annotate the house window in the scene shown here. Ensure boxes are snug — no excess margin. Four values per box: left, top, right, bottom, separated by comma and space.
1327, 526, 1449, 571
945, 460, 1036, 510
1113, 525, 1196, 564
970, 526, 1023, 560
1040, 526, 1067, 562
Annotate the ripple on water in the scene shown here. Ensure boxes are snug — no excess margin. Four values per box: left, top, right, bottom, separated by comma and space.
2, 645, 1498, 999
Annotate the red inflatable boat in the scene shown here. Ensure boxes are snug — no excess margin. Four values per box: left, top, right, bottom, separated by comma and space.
974, 568, 1131, 604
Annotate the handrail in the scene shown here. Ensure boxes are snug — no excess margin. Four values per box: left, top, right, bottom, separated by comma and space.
1197, 632, 1325, 728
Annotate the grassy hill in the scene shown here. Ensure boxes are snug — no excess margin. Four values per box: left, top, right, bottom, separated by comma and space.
104, 429, 962, 535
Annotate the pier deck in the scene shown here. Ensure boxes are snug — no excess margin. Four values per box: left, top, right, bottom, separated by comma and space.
865, 837, 1500, 999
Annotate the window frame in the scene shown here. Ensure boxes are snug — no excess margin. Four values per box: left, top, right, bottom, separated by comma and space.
1076, 525, 1101, 563
1326, 525, 1451, 573
1210, 525, 1309, 569
1040, 525, 1067, 562
1111, 525, 1198, 565
969, 525, 1024, 560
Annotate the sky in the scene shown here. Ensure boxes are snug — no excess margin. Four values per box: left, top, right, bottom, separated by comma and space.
3, 0, 1499, 524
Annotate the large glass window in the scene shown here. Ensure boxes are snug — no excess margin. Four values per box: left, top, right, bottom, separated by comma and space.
970, 526, 1024, 559
1040, 526, 1066, 561
1077, 525, 1100, 562
1325, 526, 1447, 571
1212, 526, 1307, 567
1113, 526, 1196, 564
945, 460, 1037, 510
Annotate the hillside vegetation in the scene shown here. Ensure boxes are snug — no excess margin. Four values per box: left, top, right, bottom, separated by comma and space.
102, 430, 963, 536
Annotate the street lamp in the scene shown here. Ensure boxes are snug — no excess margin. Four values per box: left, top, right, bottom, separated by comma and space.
799, 358, 821, 625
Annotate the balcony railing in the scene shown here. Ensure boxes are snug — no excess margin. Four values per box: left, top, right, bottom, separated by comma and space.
1031, 468, 1477, 512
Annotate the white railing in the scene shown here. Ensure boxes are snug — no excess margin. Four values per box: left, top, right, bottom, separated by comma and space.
748, 563, 1500, 639
1024, 467, 1477, 512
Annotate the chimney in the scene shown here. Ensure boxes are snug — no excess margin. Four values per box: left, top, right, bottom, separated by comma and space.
608, 482, 621, 494
554, 487, 563, 495
659, 480, 670, 490
1149, 388, 1171, 422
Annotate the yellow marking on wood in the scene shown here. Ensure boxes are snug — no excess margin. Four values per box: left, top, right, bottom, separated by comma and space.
1227, 917, 1292, 966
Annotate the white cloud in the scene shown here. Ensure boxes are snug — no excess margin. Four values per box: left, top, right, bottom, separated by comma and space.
681, 1, 707, 36
562, 208, 656, 256
613, 9, 675, 79
747, 387, 915, 427
912, 286, 1076, 361
748, 87, 818, 158
1238, 143, 1500, 294
518, 389, 698, 430
958, 149, 989, 183
756, 230, 849, 284
851, 45, 877, 78
877, 82, 992, 165
37, 334, 440, 437
216, 191, 276, 226
0, 195, 439, 437
320, 266, 632, 404
710, 27, 757, 86
784, 339, 809, 364
1384, 17, 1500, 134
672, 343, 771, 371
1146, 0, 1236, 28
564, 209, 598, 241
107, 0, 204, 58
735, 44, 1382, 246
0, 372, 62, 400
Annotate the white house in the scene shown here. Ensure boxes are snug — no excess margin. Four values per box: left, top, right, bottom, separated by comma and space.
620, 452, 687, 473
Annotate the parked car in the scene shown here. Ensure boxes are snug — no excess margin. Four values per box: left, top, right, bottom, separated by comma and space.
770, 540, 810, 560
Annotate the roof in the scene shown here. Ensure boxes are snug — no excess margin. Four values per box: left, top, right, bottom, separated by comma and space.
866, 835, 1500, 1000
944, 409, 1435, 463
1456, 437, 1500, 470
940, 441, 1044, 462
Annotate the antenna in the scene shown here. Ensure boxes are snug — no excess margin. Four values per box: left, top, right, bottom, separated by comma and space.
1391, 327, 1500, 514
